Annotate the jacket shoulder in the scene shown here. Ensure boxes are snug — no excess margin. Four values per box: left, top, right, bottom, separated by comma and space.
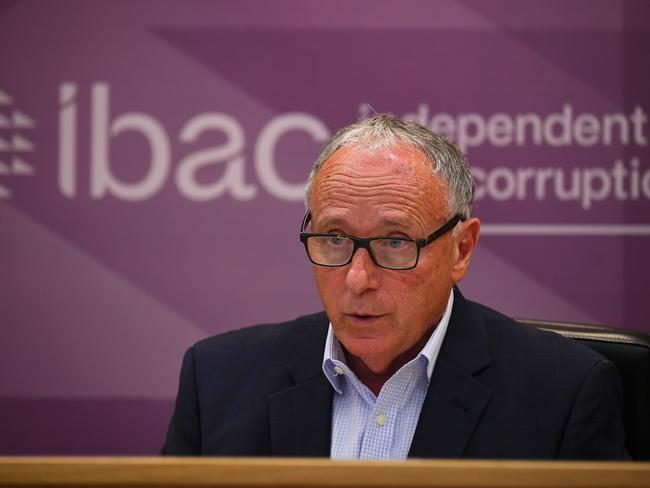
191, 311, 329, 367
466, 298, 607, 370
454, 297, 625, 459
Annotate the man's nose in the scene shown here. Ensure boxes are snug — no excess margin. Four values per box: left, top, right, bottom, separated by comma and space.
344, 248, 381, 293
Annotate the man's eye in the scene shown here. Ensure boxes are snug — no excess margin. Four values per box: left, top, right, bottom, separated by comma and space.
387, 239, 407, 249
327, 236, 346, 246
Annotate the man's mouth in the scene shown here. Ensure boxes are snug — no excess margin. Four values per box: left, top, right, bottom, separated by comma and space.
346, 313, 386, 324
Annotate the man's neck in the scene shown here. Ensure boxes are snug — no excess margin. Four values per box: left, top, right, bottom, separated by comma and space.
343, 326, 436, 396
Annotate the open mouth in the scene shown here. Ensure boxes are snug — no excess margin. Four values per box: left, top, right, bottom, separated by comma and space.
347, 314, 385, 324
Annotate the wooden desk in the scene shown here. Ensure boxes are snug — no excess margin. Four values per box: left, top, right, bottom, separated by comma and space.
1, 457, 649, 488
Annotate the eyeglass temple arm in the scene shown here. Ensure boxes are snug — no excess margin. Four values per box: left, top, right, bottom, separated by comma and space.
424, 214, 464, 244
300, 210, 312, 233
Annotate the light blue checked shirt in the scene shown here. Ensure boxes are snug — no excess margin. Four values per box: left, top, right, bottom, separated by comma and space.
322, 290, 454, 460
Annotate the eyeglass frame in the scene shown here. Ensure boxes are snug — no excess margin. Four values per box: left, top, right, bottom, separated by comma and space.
299, 210, 465, 270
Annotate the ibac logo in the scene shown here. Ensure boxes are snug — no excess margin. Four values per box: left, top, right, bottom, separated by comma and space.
59, 83, 331, 202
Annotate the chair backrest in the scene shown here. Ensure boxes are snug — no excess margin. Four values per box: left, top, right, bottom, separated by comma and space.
519, 319, 650, 460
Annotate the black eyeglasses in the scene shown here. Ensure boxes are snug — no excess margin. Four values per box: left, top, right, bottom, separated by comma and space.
299, 211, 464, 270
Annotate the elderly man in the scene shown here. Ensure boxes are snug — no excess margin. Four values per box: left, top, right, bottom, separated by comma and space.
162, 115, 626, 459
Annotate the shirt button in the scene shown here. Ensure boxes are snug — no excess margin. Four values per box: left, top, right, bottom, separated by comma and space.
334, 366, 344, 376
375, 414, 387, 426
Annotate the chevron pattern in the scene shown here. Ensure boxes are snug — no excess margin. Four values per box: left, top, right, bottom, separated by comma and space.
0, 88, 36, 199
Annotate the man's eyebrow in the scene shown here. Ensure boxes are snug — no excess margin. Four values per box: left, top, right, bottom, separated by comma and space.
381, 217, 411, 229
314, 216, 347, 229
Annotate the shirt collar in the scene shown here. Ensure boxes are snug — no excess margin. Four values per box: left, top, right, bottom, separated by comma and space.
322, 320, 347, 393
322, 289, 454, 392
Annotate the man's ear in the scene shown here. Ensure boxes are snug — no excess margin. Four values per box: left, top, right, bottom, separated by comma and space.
451, 218, 480, 283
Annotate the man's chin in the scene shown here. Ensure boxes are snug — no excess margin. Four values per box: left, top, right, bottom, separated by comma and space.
338, 334, 392, 362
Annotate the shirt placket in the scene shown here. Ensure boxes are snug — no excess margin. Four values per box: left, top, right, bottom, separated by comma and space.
358, 361, 420, 459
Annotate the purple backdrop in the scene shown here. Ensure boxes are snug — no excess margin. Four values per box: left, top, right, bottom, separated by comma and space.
1, 0, 649, 454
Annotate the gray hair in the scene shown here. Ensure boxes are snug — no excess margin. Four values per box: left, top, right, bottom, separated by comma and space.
304, 114, 475, 219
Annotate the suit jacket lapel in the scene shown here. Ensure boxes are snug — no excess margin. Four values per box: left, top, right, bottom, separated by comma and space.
409, 290, 492, 458
269, 313, 333, 456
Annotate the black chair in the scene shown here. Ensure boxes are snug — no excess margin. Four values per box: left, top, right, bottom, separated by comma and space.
519, 319, 650, 460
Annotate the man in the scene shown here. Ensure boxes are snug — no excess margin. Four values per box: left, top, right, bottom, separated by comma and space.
162, 115, 626, 459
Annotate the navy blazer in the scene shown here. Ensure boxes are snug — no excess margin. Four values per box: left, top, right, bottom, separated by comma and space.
162, 291, 627, 459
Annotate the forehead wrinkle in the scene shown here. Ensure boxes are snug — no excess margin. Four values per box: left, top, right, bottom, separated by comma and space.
320, 169, 421, 187
315, 196, 436, 237
318, 185, 429, 205
318, 189, 432, 219
315, 183, 445, 229
316, 173, 431, 202
317, 177, 434, 212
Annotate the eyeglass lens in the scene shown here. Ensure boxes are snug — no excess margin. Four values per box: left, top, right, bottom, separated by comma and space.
306, 236, 418, 269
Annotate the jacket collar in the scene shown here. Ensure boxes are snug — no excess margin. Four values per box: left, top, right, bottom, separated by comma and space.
408, 288, 493, 458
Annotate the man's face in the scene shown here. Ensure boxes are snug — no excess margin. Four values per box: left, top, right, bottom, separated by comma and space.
309, 143, 475, 374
